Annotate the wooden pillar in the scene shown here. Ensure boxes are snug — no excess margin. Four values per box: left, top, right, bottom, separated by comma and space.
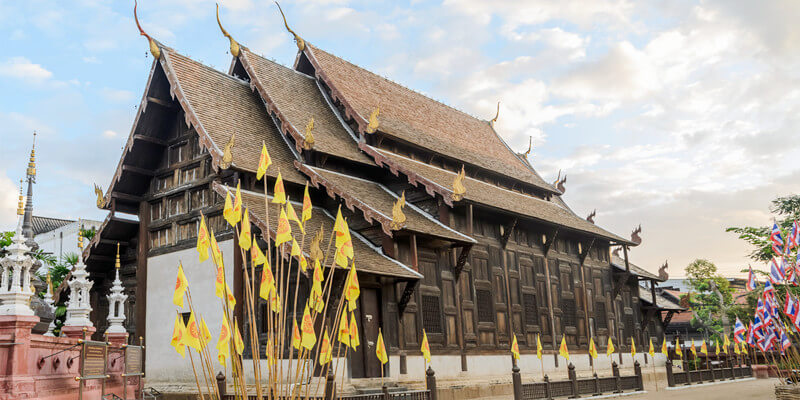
410, 234, 419, 271
135, 201, 149, 372
542, 231, 558, 353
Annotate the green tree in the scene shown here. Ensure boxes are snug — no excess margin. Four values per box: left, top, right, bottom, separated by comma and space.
683, 259, 741, 337
727, 195, 800, 262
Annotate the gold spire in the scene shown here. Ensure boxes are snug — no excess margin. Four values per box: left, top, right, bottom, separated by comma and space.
276, 1, 305, 51
490, 102, 500, 126
78, 219, 84, 250
134, 0, 161, 59
390, 191, 407, 230
46, 271, 53, 294
26, 131, 36, 178
216, 3, 240, 57
451, 165, 466, 201
366, 107, 380, 134
16, 179, 24, 215
115, 242, 121, 269
303, 117, 315, 150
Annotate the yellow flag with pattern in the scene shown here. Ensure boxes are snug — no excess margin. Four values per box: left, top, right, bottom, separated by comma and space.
338, 311, 350, 348
301, 304, 316, 349
171, 313, 186, 357
421, 329, 431, 362
290, 239, 302, 257
183, 312, 203, 351
272, 172, 286, 204
200, 317, 212, 347
345, 262, 360, 311
173, 263, 189, 308
210, 228, 224, 268
559, 335, 569, 361
232, 182, 242, 224
197, 215, 210, 263
256, 142, 272, 181
350, 312, 360, 349
214, 265, 225, 299
275, 207, 292, 245
292, 319, 302, 350
589, 337, 598, 359
648, 338, 655, 358
223, 191, 235, 226
376, 329, 388, 365
675, 338, 682, 357
723, 335, 731, 353
607, 337, 615, 357
701, 340, 708, 356
252, 239, 267, 266
319, 328, 333, 365
233, 320, 244, 355
216, 315, 231, 367
630, 337, 636, 357
691, 341, 697, 358
511, 334, 520, 360
239, 209, 251, 251
661, 338, 668, 355
536, 334, 543, 359
302, 183, 312, 223
287, 201, 304, 234
259, 262, 275, 301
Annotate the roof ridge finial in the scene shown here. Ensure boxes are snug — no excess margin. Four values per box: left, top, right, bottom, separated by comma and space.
134, 0, 162, 59
26, 131, 36, 179
276, 1, 305, 51
16, 179, 24, 216
77, 218, 84, 250
216, 3, 241, 57
115, 242, 121, 269
490, 101, 500, 126
303, 117, 315, 149
523, 136, 532, 157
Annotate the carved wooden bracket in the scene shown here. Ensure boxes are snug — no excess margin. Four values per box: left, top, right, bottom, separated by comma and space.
579, 238, 595, 265
398, 280, 419, 316
543, 227, 559, 257
662, 311, 675, 328
500, 218, 518, 249
454, 244, 473, 281
612, 271, 629, 299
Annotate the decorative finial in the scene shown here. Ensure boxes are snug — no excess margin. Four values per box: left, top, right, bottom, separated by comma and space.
523, 136, 532, 158
631, 224, 642, 245
553, 170, 566, 193
16, 179, 24, 216
26, 131, 36, 178
303, 117, 315, 150
451, 165, 466, 201
94, 183, 106, 209
658, 260, 669, 280
216, 3, 240, 57
78, 219, 84, 250
390, 191, 407, 230
134, 0, 161, 60
276, 2, 305, 51
490, 101, 500, 126
586, 209, 596, 224
365, 107, 380, 134
221, 132, 235, 169
115, 242, 121, 269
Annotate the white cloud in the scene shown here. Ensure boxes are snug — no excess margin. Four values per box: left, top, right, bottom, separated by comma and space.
0, 172, 18, 229
102, 130, 118, 138
0, 57, 53, 83
100, 87, 134, 103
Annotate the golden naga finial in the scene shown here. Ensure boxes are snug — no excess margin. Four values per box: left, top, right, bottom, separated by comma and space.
221, 132, 235, 169
27, 131, 36, 178
303, 117, 315, 150
365, 107, 380, 134
451, 165, 467, 201
490, 101, 500, 126
310, 226, 324, 261
94, 183, 106, 209
523, 136, 532, 157
276, 2, 305, 51
115, 242, 121, 269
216, 3, 240, 57
16, 179, 24, 216
390, 191, 407, 230
134, 0, 161, 59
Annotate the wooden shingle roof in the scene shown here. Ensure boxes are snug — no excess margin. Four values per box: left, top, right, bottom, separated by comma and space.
238, 48, 372, 166
303, 44, 558, 194
212, 182, 421, 280
374, 148, 633, 244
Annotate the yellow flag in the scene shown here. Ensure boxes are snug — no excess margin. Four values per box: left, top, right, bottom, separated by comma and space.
376, 329, 388, 365
252, 239, 267, 266
511, 333, 520, 360
559, 335, 569, 361
239, 209, 252, 251
216, 315, 232, 367
310, 279, 324, 313
334, 213, 354, 263
256, 142, 272, 181
223, 191, 235, 226
742, 342, 748, 355
734, 342, 741, 355
345, 262, 360, 311
350, 312, 360, 349
661, 338, 668, 355
183, 312, 203, 351
197, 215, 210, 263
275, 207, 292, 245
690, 341, 697, 358
301, 304, 316, 349
214, 265, 225, 299
675, 338, 683, 357
225, 285, 237, 310
630, 337, 636, 357
269, 290, 281, 313
210, 228, 224, 268
170, 313, 186, 358
232, 182, 242, 223
319, 328, 333, 365
292, 320, 302, 350
723, 335, 731, 353
421, 330, 431, 362
173, 263, 189, 308
200, 317, 212, 347
701, 340, 708, 356
260, 262, 275, 301
589, 337, 598, 359
648, 338, 655, 358
290, 239, 302, 257
536, 334, 542, 360
607, 337, 615, 357
338, 311, 351, 348
287, 201, 304, 234
715, 340, 720, 355
302, 183, 312, 223
272, 172, 286, 204
233, 320, 244, 355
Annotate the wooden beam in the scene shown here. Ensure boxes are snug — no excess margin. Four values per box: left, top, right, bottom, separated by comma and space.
410, 233, 419, 271
122, 165, 155, 177
133, 133, 167, 147
146, 96, 177, 109
622, 245, 631, 272
662, 311, 675, 328
397, 280, 418, 316
99, 239, 129, 248
453, 244, 472, 280
135, 200, 149, 373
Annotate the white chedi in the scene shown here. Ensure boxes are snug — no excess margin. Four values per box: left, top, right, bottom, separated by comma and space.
0, 217, 35, 316
63, 235, 93, 328
105, 243, 127, 334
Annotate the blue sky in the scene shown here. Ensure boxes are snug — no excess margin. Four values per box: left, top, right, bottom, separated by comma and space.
2, 0, 800, 277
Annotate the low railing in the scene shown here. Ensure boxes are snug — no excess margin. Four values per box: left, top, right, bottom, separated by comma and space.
219, 367, 436, 400
514, 360, 643, 400
665, 357, 753, 387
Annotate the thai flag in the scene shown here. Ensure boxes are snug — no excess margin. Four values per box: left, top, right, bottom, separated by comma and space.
734, 318, 746, 343
772, 222, 785, 255
789, 220, 800, 251
769, 257, 785, 284
785, 295, 799, 322
747, 322, 756, 347
766, 294, 780, 321
781, 330, 792, 353
747, 267, 758, 291
763, 279, 775, 296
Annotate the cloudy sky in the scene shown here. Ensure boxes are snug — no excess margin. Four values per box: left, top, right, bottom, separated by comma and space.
1, 0, 799, 277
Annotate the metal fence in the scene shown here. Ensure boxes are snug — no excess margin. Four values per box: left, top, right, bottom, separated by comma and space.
514, 361, 643, 400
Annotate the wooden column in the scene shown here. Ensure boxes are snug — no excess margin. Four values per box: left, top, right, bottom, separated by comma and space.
136, 201, 149, 372
542, 230, 558, 351
410, 234, 419, 271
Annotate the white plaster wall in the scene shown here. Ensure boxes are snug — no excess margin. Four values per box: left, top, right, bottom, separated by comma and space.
35, 220, 102, 264
146, 239, 234, 383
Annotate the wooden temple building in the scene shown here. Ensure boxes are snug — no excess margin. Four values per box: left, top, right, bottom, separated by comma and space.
81, 8, 681, 383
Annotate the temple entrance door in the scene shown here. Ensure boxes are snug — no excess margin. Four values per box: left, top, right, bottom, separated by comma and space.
350, 287, 383, 378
